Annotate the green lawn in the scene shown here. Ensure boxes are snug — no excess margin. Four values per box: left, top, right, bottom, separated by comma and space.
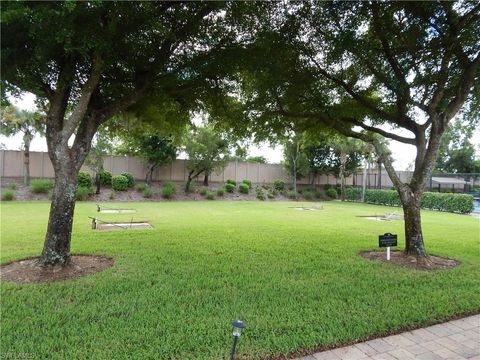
1, 201, 479, 359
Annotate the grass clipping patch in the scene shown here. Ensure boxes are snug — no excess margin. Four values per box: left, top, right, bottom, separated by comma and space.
360, 250, 459, 270
0, 255, 114, 284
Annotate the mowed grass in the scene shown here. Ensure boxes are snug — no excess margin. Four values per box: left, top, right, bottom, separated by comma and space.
1, 201, 479, 359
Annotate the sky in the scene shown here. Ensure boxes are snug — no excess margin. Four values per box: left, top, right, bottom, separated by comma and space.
1, 92, 477, 170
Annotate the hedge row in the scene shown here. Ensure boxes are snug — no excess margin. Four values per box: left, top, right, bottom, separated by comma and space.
349, 189, 473, 214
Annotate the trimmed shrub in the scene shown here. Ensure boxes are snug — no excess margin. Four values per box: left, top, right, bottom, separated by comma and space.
226, 179, 237, 186
136, 183, 148, 192
225, 183, 235, 193
120, 172, 135, 188
326, 188, 338, 199
142, 187, 153, 198
314, 191, 323, 199
76, 186, 91, 201
303, 190, 314, 200
345, 187, 362, 201
273, 179, 285, 191
112, 175, 129, 191
364, 189, 474, 214
2, 190, 15, 201
256, 187, 266, 200
324, 184, 332, 191
239, 183, 249, 194
206, 191, 215, 200
77, 172, 92, 188
199, 187, 208, 196
242, 179, 252, 189
364, 189, 400, 206
161, 182, 176, 199
287, 190, 298, 199
216, 188, 224, 197
31, 179, 53, 194
99, 170, 112, 186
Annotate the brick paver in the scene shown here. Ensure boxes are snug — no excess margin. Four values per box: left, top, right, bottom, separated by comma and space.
296, 315, 479, 360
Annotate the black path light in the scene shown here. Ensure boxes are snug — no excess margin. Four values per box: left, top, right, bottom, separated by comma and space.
229, 319, 246, 360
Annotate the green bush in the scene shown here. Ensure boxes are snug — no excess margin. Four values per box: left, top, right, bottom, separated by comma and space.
226, 179, 237, 186
206, 191, 215, 200
364, 190, 400, 206
76, 186, 91, 201
136, 183, 148, 192
345, 187, 362, 201
199, 187, 208, 196
99, 170, 112, 186
303, 190, 314, 200
31, 179, 53, 194
225, 183, 235, 193
242, 179, 252, 189
239, 183, 249, 194
256, 187, 266, 200
267, 192, 275, 199
335, 184, 342, 195
112, 175, 129, 191
287, 190, 297, 199
364, 189, 474, 214
326, 188, 338, 199
120, 172, 135, 188
216, 188, 224, 197
142, 187, 153, 198
2, 190, 15, 201
7, 183, 16, 190
273, 179, 285, 191
77, 172, 92, 188
324, 184, 332, 191
315, 191, 323, 199
161, 182, 176, 199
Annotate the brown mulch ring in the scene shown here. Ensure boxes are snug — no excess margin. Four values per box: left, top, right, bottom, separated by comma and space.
0, 255, 114, 284
359, 250, 459, 270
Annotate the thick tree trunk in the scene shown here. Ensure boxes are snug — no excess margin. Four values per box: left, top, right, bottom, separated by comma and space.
40, 161, 79, 266
398, 188, 431, 263
203, 173, 209, 186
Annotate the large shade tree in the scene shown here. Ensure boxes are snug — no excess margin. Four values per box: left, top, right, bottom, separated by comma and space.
1, 2, 238, 265
224, 2, 480, 264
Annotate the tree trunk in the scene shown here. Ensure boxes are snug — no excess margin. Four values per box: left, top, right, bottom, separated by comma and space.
398, 188, 431, 263
40, 161, 79, 266
340, 152, 346, 201
203, 173, 209, 186
23, 131, 32, 186
145, 163, 155, 186
377, 160, 382, 189
95, 172, 101, 194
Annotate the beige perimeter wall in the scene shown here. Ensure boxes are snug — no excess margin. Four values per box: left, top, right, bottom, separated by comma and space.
0, 149, 466, 190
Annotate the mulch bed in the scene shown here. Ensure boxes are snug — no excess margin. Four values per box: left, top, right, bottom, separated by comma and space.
359, 250, 459, 270
0, 255, 114, 284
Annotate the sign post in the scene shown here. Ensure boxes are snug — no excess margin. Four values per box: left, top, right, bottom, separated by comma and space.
378, 233, 398, 260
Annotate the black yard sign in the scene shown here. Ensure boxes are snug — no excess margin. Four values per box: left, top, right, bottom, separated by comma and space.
379, 233, 398, 247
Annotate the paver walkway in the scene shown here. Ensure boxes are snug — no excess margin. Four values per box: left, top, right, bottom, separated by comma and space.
296, 314, 479, 360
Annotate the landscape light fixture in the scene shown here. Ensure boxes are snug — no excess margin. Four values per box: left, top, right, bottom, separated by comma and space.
229, 319, 246, 360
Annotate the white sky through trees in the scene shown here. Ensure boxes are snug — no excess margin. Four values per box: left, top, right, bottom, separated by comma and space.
2, 93, 478, 170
